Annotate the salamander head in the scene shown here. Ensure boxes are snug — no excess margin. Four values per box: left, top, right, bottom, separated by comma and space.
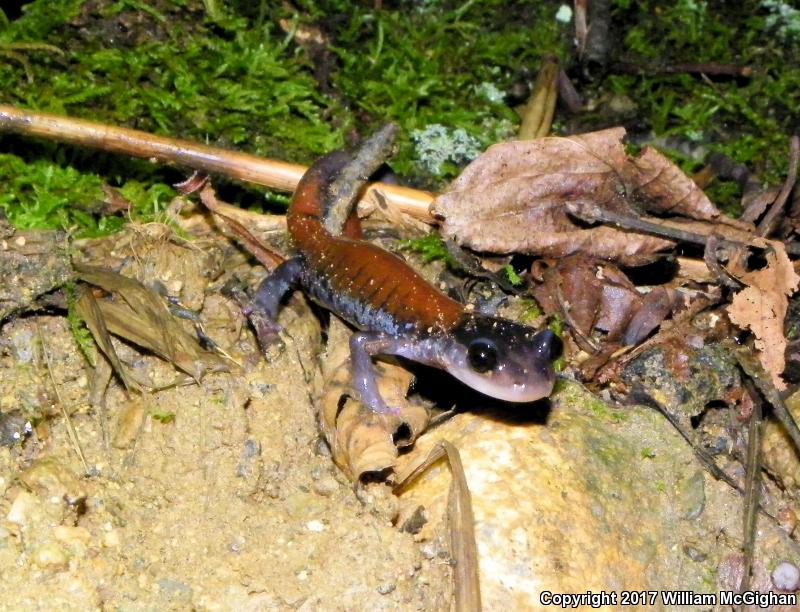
439, 313, 560, 402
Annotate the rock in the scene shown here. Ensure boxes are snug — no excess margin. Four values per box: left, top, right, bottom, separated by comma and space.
32, 541, 69, 570
19, 458, 87, 504
772, 561, 800, 592
396, 381, 799, 608
7, 490, 37, 525
0, 221, 72, 323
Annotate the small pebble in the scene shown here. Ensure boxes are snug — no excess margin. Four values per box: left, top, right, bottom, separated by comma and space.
311, 476, 339, 497
682, 544, 707, 563
772, 561, 800, 592
103, 530, 121, 548
419, 542, 438, 560
241, 439, 261, 459
7, 490, 36, 525
306, 520, 325, 532
33, 542, 69, 570
778, 507, 798, 536
377, 582, 396, 595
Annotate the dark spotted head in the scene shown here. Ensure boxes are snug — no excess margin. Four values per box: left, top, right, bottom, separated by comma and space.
437, 313, 560, 402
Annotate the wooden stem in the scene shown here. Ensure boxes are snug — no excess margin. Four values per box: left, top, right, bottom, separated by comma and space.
0, 104, 435, 222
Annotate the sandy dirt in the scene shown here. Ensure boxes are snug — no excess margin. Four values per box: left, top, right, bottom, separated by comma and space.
0, 217, 799, 611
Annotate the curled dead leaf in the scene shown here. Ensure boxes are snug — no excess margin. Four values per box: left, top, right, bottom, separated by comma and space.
433, 127, 720, 265
318, 319, 430, 481
727, 241, 800, 390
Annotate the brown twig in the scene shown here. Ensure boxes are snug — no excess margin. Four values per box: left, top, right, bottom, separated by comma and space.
612, 61, 753, 77
0, 104, 435, 222
703, 234, 743, 289
574, 0, 588, 57
198, 183, 285, 270
739, 380, 762, 595
763, 134, 800, 232
565, 201, 800, 255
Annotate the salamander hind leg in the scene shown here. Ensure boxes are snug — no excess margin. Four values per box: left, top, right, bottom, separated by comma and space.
250, 257, 304, 357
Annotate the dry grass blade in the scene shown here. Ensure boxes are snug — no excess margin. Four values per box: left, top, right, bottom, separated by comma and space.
395, 440, 481, 612
74, 287, 134, 391
518, 57, 558, 139
75, 264, 226, 381
37, 324, 89, 475
740, 383, 762, 594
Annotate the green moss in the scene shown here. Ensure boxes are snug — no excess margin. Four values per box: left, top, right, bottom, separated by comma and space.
605, 0, 800, 195
519, 298, 544, 323
501, 264, 523, 287
640, 447, 656, 459
398, 232, 457, 266
556, 380, 628, 423
0, 0, 571, 232
65, 283, 96, 366
323, 0, 567, 183
0, 0, 797, 235
150, 409, 176, 424
0, 153, 105, 234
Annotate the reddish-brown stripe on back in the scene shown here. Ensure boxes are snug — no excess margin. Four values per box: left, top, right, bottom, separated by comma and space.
286, 151, 463, 332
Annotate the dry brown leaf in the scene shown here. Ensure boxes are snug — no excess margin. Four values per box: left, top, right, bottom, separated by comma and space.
532, 254, 676, 348
727, 241, 800, 390
75, 264, 226, 381
433, 127, 719, 265
318, 319, 430, 481
623, 146, 720, 219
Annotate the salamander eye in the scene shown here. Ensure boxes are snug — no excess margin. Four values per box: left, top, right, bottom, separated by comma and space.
467, 340, 498, 373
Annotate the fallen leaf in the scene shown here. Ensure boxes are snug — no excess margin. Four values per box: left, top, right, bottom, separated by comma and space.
74, 264, 226, 382
727, 241, 800, 390
433, 127, 720, 265
318, 318, 430, 481
531, 254, 676, 349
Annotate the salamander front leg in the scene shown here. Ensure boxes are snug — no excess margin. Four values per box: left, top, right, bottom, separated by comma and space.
249, 257, 304, 354
349, 331, 427, 415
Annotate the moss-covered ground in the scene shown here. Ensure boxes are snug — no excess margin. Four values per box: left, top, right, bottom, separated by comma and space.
0, 0, 798, 234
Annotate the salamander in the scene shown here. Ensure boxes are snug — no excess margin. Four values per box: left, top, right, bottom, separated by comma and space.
255, 144, 560, 415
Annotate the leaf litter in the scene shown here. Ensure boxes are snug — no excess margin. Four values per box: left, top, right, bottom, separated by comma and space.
3, 120, 800, 606
432, 125, 800, 597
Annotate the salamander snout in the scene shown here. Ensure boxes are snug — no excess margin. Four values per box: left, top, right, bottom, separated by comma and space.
440, 314, 559, 403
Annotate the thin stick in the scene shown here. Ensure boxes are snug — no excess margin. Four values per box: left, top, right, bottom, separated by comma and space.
739, 381, 762, 595
395, 440, 481, 612
0, 104, 435, 221
37, 324, 90, 475
198, 183, 284, 269
759, 135, 799, 235
613, 61, 753, 77
565, 201, 800, 255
